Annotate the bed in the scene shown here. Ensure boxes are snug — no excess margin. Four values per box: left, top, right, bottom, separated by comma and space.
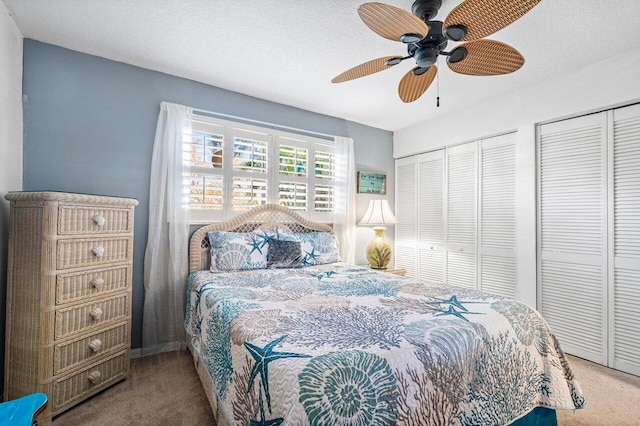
185, 204, 585, 425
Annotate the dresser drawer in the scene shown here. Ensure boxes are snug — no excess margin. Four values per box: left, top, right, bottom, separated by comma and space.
56, 266, 130, 305
54, 322, 129, 375
58, 204, 133, 235
52, 351, 128, 411
57, 237, 131, 270
55, 294, 129, 340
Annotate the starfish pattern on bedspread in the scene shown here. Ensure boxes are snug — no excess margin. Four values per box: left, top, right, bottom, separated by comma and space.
434, 305, 483, 322
245, 335, 311, 413
423, 295, 488, 311
250, 383, 284, 426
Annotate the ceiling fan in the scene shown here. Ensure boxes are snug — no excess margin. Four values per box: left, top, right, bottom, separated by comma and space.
332, 0, 541, 103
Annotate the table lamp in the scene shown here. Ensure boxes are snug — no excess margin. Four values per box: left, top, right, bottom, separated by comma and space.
358, 199, 398, 269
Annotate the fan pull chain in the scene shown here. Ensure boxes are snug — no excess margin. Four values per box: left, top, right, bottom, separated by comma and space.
436, 58, 440, 107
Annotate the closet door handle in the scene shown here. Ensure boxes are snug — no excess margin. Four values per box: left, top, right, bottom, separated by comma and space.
89, 306, 103, 321
92, 214, 106, 226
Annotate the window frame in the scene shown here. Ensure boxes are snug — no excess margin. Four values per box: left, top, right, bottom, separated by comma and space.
185, 114, 337, 223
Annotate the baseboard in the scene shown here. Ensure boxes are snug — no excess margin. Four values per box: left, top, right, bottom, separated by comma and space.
130, 341, 188, 359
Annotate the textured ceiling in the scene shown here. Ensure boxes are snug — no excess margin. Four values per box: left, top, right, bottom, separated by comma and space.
4, 0, 640, 131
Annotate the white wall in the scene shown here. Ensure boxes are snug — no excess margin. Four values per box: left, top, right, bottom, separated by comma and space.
0, 1, 23, 393
394, 48, 640, 308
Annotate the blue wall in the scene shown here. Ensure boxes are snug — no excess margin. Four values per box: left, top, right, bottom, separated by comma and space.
20, 39, 394, 350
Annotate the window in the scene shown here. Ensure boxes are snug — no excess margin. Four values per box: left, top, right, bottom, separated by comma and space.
183, 121, 224, 210
184, 115, 337, 222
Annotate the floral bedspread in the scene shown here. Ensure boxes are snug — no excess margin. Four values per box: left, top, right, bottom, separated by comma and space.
185, 263, 585, 426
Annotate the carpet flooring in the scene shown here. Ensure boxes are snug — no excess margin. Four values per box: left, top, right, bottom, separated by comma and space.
52, 351, 640, 425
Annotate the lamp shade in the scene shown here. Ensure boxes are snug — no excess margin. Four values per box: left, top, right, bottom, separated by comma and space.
358, 199, 398, 226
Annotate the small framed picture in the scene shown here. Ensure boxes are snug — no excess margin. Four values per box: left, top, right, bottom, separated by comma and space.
357, 172, 386, 194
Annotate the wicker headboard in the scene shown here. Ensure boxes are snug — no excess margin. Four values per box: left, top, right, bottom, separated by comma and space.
189, 204, 333, 273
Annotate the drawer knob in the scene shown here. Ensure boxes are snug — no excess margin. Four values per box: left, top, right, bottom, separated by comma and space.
92, 214, 106, 226
91, 246, 105, 258
91, 277, 105, 289
89, 338, 103, 353
89, 306, 103, 321
458, 247, 464, 252
87, 370, 101, 384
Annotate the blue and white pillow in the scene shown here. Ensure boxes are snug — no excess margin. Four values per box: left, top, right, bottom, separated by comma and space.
276, 229, 341, 266
207, 230, 274, 272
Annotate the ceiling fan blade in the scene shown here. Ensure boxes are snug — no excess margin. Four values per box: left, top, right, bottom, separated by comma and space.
332, 56, 403, 83
358, 2, 429, 43
398, 65, 438, 103
444, 0, 541, 41
447, 40, 524, 76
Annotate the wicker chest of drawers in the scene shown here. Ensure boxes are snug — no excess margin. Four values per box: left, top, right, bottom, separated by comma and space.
3, 192, 137, 424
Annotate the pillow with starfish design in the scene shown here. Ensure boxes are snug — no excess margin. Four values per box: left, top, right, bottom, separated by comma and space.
274, 229, 341, 266
207, 230, 274, 272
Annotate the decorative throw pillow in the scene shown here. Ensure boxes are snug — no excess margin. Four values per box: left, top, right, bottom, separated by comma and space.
276, 229, 341, 266
207, 230, 273, 272
267, 237, 302, 268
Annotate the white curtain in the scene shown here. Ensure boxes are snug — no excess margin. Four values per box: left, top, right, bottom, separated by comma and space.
333, 136, 357, 263
142, 102, 192, 356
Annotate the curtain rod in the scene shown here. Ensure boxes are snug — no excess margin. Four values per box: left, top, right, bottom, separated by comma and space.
192, 107, 337, 141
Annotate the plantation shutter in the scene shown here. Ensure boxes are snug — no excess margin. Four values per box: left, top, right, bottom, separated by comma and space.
446, 142, 477, 289
184, 119, 226, 221
417, 150, 445, 282
611, 103, 640, 375
538, 113, 608, 364
479, 133, 516, 298
395, 157, 418, 277
231, 128, 270, 211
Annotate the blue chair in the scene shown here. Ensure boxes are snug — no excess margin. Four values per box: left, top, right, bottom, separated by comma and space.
0, 393, 48, 426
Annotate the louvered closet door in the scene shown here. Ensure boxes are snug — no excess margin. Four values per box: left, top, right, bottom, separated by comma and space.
538, 113, 608, 364
611, 104, 640, 375
417, 150, 445, 282
446, 142, 477, 289
480, 134, 516, 298
395, 157, 418, 277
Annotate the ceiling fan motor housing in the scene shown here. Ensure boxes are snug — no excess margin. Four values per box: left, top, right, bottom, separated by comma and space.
414, 46, 439, 67
412, 0, 442, 22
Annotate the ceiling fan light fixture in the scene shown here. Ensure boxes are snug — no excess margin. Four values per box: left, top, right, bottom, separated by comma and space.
412, 66, 431, 76
400, 33, 423, 43
414, 47, 439, 68
443, 24, 468, 41
384, 57, 403, 66
447, 46, 468, 64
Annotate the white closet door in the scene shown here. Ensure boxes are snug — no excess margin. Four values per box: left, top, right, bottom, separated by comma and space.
538, 113, 608, 364
395, 157, 418, 277
417, 150, 445, 282
611, 103, 640, 375
480, 133, 516, 298
446, 142, 477, 289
